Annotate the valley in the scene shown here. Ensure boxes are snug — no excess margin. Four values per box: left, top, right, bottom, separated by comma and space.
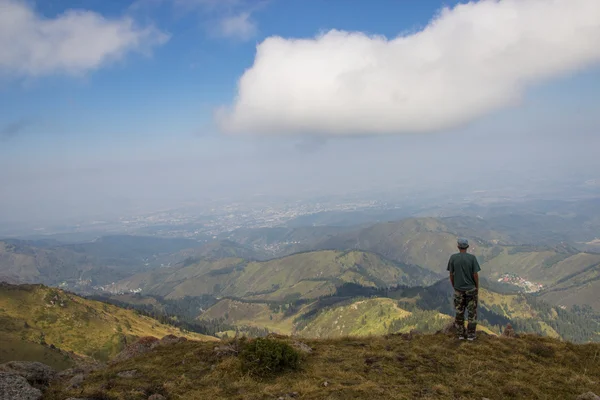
2, 200, 600, 350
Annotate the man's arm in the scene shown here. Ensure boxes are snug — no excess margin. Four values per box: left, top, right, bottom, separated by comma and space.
473, 256, 481, 290
447, 257, 454, 288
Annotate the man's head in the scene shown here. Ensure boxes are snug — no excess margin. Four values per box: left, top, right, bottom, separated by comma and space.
457, 238, 469, 252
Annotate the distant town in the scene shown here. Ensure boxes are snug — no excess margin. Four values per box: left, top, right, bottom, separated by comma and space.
497, 273, 544, 293
8, 196, 388, 239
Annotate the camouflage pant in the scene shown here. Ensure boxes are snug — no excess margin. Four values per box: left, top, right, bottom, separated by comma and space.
454, 288, 478, 335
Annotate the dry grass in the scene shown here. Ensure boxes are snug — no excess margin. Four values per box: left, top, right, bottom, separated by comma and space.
45, 333, 600, 400
0, 284, 216, 362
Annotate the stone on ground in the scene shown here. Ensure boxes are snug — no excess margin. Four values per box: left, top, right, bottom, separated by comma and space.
0, 361, 56, 389
0, 372, 42, 400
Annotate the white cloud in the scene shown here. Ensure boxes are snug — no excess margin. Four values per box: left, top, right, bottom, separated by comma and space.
130, 0, 258, 41
0, 0, 169, 77
217, 12, 257, 41
218, 0, 600, 136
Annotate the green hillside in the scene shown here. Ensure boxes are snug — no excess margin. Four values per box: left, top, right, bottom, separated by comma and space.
295, 298, 412, 338
198, 298, 299, 334
0, 240, 95, 285
316, 218, 496, 274
118, 250, 438, 300
4, 215, 600, 314
45, 334, 600, 400
295, 217, 600, 309
113, 257, 244, 298
196, 281, 599, 343
172, 240, 265, 262
0, 283, 217, 362
540, 264, 600, 312
0, 236, 204, 289
222, 226, 350, 255
0, 336, 75, 370
480, 248, 565, 281
481, 247, 599, 280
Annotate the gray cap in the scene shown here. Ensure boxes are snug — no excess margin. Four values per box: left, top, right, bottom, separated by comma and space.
457, 238, 469, 249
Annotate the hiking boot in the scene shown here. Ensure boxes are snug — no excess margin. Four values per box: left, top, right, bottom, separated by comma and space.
467, 332, 476, 341
455, 323, 466, 340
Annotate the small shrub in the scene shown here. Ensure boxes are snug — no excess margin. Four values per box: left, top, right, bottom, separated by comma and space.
240, 337, 300, 377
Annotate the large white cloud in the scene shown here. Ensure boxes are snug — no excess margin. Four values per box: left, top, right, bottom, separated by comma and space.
218, 0, 600, 136
0, 0, 169, 77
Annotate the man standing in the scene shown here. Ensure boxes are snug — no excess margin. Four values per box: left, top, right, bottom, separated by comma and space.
447, 238, 481, 340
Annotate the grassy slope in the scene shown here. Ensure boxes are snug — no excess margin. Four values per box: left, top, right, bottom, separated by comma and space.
0, 336, 75, 370
229, 251, 416, 299
0, 241, 91, 285
479, 288, 561, 337
540, 264, 600, 311
0, 236, 203, 287
316, 218, 499, 274
296, 298, 411, 338
319, 219, 458, 273
311, 217, 598, 295
0, 284, 217, 362
478, 289, 538, 319
198, 297, 411, 338
480, 249, 561, 281
120, 250, 435, 301
198, 299, 299, 335
46, 334, 600, 400
201, 295, 497, 339
479, 250, 600, 311
166, 240, 264, 263
115, 258, 243, 298
481, 251, 600, 284
245, 280, 336, 302
529, 253, 600, 283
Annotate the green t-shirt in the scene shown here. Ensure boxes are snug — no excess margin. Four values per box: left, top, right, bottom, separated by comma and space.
447, 252, 481, 291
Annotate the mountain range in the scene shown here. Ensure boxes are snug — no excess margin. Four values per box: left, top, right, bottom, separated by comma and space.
2, 211, 600, 346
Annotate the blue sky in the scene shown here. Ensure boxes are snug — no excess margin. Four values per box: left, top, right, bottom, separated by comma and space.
1, 0, 600, 224
1, 0, 455, 150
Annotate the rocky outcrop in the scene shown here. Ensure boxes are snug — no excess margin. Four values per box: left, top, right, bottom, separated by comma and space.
110, 336, 160, 364
57, 362, 104, 380
157, 334, 187, 346
0, 372, 42, 400
0, 361, 56, 389
110, 335, 189, 364
68, 373, 85, 389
